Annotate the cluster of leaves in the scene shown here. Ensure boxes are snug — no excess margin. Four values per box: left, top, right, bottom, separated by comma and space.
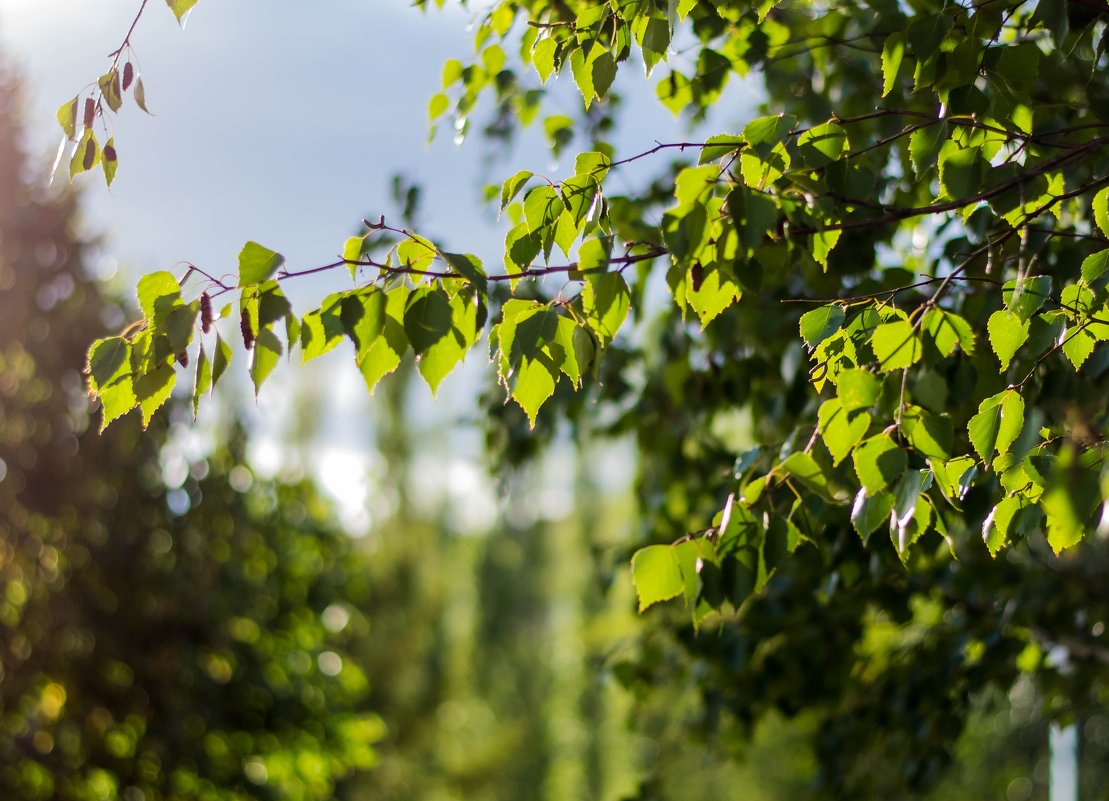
77, 0, 1109, 718
53, 0, 199, 185
87, 192, 638, 431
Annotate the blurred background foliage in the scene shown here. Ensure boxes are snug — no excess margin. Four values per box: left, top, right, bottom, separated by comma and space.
2, 48, 1109, 801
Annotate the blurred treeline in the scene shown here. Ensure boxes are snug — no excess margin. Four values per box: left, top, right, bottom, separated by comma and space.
1, 69, 1107, 801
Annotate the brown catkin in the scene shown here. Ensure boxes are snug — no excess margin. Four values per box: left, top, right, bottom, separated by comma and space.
82, 98, 95, 129
240, 309, 255, 350
200, 292, 212, 334
176, 351, 189, 368
122, 62, 134, 92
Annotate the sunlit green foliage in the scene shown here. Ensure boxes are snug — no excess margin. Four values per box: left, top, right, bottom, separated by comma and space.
80, 0, 1109, 580
57, 0, 1109, 795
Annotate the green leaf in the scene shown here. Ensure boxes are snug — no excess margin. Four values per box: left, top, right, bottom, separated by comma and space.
404, 288, 454, 355
1030, 0, 1069, 48
57, 96, 78, 140
211, 333, 232, 387
1042, 460, 1100, 553
727, 186, 779, 251
982, 494, 1034, 556
166, 0, 199, 23
505, 222, 542, 277
1081, 250, 1109, 282
137, 271, 182, 324
931, 456, 977, 503
98, 70, 122, 113
533, 37, 558, 83
687, 263, 742, 328
343, 235, 369, 278
135, 365, 176, 428
796, 122, 847, 167
698, 134, 743, 165
513, 354, 558, 427
836, 368, 881, 411
561, 174, 599, 225
923, 309, 975, 357
817, 398, 871, 467
881, 31, 905, 96
799, 305, 845, 349
908, 123, 945, 176
575, 151, 611, 182
524, 185, 565, 233
238, 241, 285, 285
1093, 186, 1109, 239
641, 16, 671, 57
250, 328, 282, 395
500, 170, 534, 212
1003, 276, 1052, 322
570, 45, 596, 107
417, 290, 481, 395
346, 286, 409, 395
871, 320, 923, 371
102, 137, 118, 187
742, 114, 797, 155
397, 234, 437, 273
70, 128, 99, 178
551, 319, 595, 388
939, 142, 983, 200
987, 310, 1029, 371
890, 469, 933, 554
674, 165, 719, 205
87, 337, 136, 431
631, 545, 684, 612
812, 229, 841, 272
851, 488, 895, 540
300, 294, 346, 363
853, 434, 907, 494
578, 235, 612, 273
1062, 324, 1098, 370
193, 342, 211, 419
442, 60, 463, 88
967, 390, 1025, 463
901, 406, 953, 460
440, 251, 488, 292
428, 92, 449, 120
581, 272, 630, 344
779, 451, 833, 500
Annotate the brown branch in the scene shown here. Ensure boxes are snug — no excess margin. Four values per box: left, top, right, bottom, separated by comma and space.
794, 138, 1108, 236
273, 246, 668, 284
108, 0, 151, 60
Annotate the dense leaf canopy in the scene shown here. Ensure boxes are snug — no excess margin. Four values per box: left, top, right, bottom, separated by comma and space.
56, 0, 1109, 794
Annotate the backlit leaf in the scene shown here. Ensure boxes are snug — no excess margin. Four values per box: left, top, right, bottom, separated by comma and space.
987, 310, 1029, 371
799, 305, 845, 349
250, 328, 282, 395
631, 545, 684, 612
853, 434, 907, 494
967, 390, 1024, 463
238, 242, 285, 286
871, 320, 923, 371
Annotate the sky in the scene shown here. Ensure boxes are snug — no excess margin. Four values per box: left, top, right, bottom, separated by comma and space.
0, 0, 757, 531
